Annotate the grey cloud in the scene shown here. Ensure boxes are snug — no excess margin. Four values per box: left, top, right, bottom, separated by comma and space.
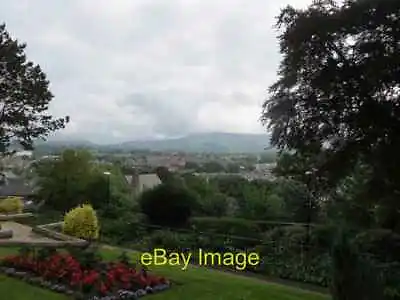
120, 91, 204, 136
1, 0, 312, 143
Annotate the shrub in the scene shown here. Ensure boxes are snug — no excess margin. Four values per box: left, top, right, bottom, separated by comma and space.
100, 214, 148, 245
310, 223, 337, 249
353, 229, 400, 262
260, 225, 307, 260
62, 204, 99, 240
143, 230, 189, 251
139, 182, 199, 228
330, 229, 384, 300
0, 196, 24, 214
100, 218, 131, 245
190, 217, 263, 249
190, 217, 261, 238
353, 229, 400, 298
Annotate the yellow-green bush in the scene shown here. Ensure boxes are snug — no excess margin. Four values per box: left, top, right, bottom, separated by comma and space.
0, 196, 24, 214
62, 204, 99, 240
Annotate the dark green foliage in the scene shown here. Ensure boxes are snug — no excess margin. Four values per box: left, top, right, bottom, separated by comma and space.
324, 163, 377, 229
353, 229, 400, 262
74, 247, 102, 270
211, 176, 250, 199
209, 176, 288, 220
272, 178, 319, 222
0, 24, 68, 154
84, 174, 110, 209
190, 217, 316, 240
190, 217, 262, 240
143, 230, 185, 251
261, 0, 400, 230
139, 182, 199, 228
182, 174, 216, 199
100, 213, 147, 245
155, 166, 174, 183
197, 192, 231, 217
184, 174, 302, 220
35, 149, 94, 211
238, 184, 285, 220
182, 173, 232, 217
18, 246, 34, 257
35, 149, 132, 213
117, 251, 131, 266
310, 223, 337, 249
36, 247, 56, 261
99, 218, 133, 245
330, 229, 384, 300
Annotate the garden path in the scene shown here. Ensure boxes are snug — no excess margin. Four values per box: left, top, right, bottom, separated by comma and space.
0, 221, 56, 243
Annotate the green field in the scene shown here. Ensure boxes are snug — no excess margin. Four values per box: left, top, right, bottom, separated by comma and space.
0, 247, 330, 300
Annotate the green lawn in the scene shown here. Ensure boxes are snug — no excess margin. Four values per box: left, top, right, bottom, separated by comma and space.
0, 247, 330, 300
0, 275, 67, 300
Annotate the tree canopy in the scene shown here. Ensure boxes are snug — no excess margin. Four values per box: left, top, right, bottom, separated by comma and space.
261, 0, 400, 230
35, 149, 131, 213
138, 181, 199, 228
35, 149, 94, 211
0, 24, 68, 153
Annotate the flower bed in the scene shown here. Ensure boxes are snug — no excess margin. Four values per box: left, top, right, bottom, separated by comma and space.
0, 248, 170, 299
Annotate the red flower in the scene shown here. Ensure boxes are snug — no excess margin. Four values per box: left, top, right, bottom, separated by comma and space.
1, 252, 169, 295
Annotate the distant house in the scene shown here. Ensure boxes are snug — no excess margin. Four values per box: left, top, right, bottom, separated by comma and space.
137, 174, 162, 192
124, 170, 162, 197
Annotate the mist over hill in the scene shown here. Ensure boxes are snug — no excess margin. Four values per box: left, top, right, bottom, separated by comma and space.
35, 132, 272, 153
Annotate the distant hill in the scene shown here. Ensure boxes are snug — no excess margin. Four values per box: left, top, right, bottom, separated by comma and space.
115, 132, 271, 153
34, 132, 272, 153
33, 138, 97, 154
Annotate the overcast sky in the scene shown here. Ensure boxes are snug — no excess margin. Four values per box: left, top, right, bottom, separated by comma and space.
2, 0, 310, 144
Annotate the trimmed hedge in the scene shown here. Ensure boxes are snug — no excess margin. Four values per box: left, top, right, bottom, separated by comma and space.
0, 197, 24, 214
99, 216, 400, 295
190, 217, 261, 238
189, 217, 312, 239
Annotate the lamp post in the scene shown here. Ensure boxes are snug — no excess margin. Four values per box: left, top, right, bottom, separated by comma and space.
103, 171, 111, 206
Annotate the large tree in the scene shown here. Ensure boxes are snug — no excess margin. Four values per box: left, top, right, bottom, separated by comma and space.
0, 24, 68, 153
35, 149, 94, 211
139, 181, 199, 228
261, 0, 400, 230
36, 149, 132, 213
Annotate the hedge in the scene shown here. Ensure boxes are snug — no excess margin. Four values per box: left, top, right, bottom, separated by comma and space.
189, 217, 313, 238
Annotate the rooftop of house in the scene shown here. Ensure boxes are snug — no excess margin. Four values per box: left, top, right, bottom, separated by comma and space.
138, 174, 162, 189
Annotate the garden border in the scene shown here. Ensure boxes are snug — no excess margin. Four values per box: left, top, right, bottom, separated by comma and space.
31, 222, 89, 248
0, 213, 34, 221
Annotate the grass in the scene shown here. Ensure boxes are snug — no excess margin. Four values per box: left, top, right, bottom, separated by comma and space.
0, 246, 330, 300
0, 275, 67, 300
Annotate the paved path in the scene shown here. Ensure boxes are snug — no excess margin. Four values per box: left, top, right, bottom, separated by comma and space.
0, 221, 57, 242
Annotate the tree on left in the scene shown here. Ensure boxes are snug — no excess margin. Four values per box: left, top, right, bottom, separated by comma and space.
0, 23, 68, 154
